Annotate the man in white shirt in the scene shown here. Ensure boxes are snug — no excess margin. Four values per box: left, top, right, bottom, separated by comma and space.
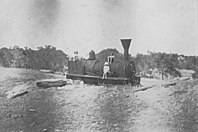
102, 62, 110, 79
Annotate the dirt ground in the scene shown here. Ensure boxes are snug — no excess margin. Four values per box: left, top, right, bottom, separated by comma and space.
0, 67, 198, 132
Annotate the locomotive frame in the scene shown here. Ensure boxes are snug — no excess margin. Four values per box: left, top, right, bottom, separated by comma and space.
66, 39, 140, 85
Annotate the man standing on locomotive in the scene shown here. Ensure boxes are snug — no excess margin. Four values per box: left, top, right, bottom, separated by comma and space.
102, 62, 110, 79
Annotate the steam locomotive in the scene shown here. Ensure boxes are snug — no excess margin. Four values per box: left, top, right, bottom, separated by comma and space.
66, 39, 140, 85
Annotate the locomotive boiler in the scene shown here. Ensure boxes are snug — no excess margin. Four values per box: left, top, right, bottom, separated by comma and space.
66, 39, 140, 85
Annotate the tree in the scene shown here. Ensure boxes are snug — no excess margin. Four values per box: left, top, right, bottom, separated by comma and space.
96, 48, 119, 62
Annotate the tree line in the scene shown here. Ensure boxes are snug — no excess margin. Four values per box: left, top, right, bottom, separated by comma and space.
134, 51, 198, 78
1, 45, 198, 78
0, 45, 68, 72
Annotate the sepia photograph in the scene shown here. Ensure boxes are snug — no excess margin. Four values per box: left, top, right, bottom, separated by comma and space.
0, 0, 198, 131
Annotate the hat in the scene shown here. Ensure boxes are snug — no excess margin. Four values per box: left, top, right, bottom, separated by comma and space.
104, 62, 109, 66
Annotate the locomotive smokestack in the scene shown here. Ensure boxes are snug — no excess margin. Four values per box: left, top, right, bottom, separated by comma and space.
121, 39, 131, 60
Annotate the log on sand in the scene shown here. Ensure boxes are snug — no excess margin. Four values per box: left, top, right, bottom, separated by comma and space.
134, 85, 156, 93
36, 79, 68, 88
134, 81, 178, 93
162, 82, 177, 88
162, 77, 190, 88
6, 83, 29, 99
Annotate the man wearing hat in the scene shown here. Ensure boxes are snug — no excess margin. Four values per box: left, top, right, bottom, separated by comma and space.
102, 62, 110, 79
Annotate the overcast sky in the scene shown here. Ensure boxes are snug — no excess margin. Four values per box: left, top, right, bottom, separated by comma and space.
0, 0, 198, 57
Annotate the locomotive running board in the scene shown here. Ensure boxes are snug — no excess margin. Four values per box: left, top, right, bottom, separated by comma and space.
66, 73, 139, 85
